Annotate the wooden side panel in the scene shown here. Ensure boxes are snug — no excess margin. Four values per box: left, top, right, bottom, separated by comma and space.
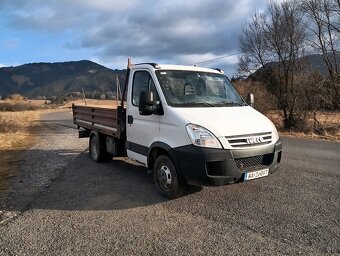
72, 105, 118, 136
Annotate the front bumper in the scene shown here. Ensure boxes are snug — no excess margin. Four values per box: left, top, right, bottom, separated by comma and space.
169, 139, 282, 186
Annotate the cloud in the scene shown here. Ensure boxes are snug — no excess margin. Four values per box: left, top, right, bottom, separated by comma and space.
73, 0, 263, 67
1, 39, 18, 48
0, 0, 267, 75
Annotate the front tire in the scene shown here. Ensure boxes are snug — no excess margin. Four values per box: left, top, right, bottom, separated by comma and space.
153, 155, 185, 199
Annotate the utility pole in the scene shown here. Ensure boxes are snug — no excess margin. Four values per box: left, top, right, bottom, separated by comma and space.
116, 75, 121, 107
81, 88, 87, 105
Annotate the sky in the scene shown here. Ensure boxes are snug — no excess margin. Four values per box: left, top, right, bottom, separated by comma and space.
0, 0, 268, 77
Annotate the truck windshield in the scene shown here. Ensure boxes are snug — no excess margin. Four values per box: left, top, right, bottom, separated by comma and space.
155, 70, 245, 107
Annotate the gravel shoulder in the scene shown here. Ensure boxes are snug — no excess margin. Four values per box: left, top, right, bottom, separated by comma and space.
0, 111, 88, 222
0, 111, 339, 255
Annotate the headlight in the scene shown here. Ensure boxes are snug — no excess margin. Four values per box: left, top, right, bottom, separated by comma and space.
272, 126, 279, 142
270, 122, 280, 142
185, 124, 222, 148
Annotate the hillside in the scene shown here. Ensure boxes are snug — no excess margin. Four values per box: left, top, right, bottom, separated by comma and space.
250, 53, 340, 80
0, 60, 126, 98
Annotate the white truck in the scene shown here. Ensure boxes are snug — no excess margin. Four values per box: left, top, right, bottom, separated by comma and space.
73, 60, 282, 198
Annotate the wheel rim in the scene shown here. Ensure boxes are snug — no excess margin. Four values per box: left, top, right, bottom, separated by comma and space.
91, 137, 98, 160
157, 164, 172, 190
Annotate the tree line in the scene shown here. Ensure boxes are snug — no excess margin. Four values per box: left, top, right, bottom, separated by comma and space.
238, 0, 339, 131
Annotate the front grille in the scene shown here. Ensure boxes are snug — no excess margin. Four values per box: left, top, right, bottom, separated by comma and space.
226, 132, 272, 148
235, 153, 274, 171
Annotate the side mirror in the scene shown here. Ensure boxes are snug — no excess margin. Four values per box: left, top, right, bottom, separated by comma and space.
139, 91, 163, 116
246, 93, 254, 108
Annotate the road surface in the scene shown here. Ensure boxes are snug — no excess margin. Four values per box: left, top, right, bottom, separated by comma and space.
0, 111, 339, 255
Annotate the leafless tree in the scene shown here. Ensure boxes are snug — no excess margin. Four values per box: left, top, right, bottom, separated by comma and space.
238, 1, 307, 128
303, 0, 340, 102
239, 12, 269, 75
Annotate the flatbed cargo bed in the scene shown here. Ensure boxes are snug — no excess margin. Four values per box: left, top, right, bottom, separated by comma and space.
72, 104, 118, 136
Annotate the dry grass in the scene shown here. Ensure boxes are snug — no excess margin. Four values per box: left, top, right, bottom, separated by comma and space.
266, 111, 340, 142
316, 112, 340, 124
6, 94, 26, 102
0, 101, 41, 112
0, 95, 76, 151
0, 111, 41, 194
26, 99, 51, 105
0, 99, 51, 112
0, 111, 40, 150
279, 131, 340, 142
0, 108, 69, 150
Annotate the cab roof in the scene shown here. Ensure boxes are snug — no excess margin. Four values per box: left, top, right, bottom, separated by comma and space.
132, 63, 223, 74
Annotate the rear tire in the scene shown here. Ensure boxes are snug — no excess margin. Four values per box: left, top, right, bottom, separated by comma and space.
153, 155, 185, 199
89, 133, 108, 162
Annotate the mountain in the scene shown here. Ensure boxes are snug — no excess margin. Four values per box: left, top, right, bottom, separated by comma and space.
0, 60, 126, 98
250, 53, 340, 80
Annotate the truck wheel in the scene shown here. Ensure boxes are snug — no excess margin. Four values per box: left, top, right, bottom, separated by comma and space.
153, 155, 185, 199
89, 134, 105, 163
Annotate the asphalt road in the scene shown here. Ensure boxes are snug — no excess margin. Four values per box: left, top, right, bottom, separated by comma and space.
0, 111, 339, 255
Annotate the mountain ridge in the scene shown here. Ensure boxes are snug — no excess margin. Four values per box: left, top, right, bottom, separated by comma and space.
1, 54, 337, 98
0, 60, 126, 98
250, 53, 340, 80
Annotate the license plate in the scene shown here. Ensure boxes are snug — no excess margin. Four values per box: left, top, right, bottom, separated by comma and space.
244, 168, 269, 181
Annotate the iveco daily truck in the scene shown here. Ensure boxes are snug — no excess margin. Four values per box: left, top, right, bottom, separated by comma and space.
73, 59, 282, 199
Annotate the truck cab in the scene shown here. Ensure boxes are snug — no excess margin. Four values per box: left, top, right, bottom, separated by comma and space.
74, 62, 282, 199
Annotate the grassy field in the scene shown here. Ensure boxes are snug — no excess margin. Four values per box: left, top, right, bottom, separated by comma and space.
0, 98, 108, 193
0, 98, 66, 193
0, 99, 119, 150
0, 111, 40, 150
0, 110, 41, 193
0, 98, 58, 149
266, 111, 339, 141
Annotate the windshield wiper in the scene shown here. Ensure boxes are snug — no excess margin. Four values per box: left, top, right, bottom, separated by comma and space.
195, 101, 216, 107
214, 101, 245, 106
177, 102, 216, 107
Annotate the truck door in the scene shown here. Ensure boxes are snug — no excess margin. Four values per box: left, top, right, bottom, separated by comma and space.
126, 69, 160, 165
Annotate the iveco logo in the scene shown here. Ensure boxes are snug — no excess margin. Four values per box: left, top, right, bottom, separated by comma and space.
246, 137, 264, 144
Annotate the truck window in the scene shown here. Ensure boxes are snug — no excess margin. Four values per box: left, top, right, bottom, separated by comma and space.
132, 71, 159, 106
156, 70, 244, 107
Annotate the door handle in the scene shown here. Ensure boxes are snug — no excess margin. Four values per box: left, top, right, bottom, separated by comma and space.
128, 115, 134, 124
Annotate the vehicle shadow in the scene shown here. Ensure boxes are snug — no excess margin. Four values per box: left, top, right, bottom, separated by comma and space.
35, 153, 168, 210
1, 149, 201, 212
33, 119, 77, 131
